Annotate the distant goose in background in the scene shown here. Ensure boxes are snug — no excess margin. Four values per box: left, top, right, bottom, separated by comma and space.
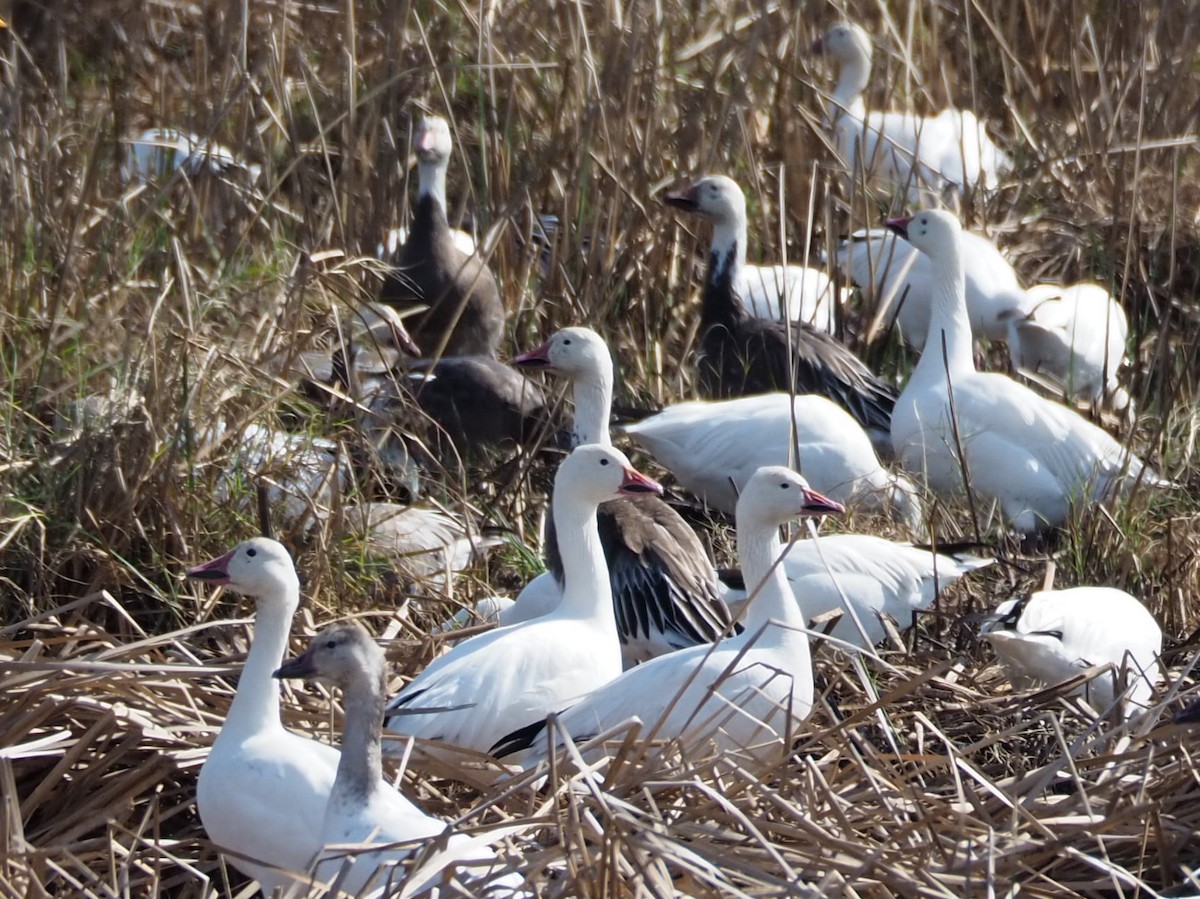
378, 115, 505, 358
383, 445, 662, 762
493, 467, 843, 772
718, 535, 993, 649
186, 538, 338, 896
834, 227, 1026, 348
512, 327, 735, 665
273, 625, 526, 896
1003, 282, 1130, 411
814, 22, 1011, 205
621, 392, 922, 532
979, 587, 1161, 714
664, 175, 897, 454
887, 210, 1165, 535
123, 127, 261, 183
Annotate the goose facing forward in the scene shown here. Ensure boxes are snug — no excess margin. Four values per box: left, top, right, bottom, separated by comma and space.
513, 327, 734, 663
494, 467, 843, 773
886, 210, 1163, 535
665, 175, 896, 454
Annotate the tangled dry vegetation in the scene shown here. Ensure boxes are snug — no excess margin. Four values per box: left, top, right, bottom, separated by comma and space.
3, 0, 1200, 896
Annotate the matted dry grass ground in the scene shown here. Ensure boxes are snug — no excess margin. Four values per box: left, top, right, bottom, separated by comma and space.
2, 0, 1200, 896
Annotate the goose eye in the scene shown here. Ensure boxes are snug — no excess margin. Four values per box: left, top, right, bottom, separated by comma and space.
600, 458, 610, 466
246, 548, 257, 557
325, 640, 336, 649
563, 339, 572, 346
780, 483, 790, 489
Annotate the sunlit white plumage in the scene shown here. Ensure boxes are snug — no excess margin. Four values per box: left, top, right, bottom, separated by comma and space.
980, 587, 1161, 714
123, 127, 261, 183
739, 264, 840, 326
887, 209, 1163, 535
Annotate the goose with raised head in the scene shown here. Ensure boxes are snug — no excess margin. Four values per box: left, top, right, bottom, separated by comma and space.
718, 535, 992, 649
886, 209, 1164, 535
979, 587, 1161, 715
665, 175, 896, 455
378, 115, 504, 358
1004, 282, 1130, 411
273, 625, 526, 896
513, 327, 734, 663
620, 392, 922, 531
493, 467, 843, 773
383, 444, 662, 759
814, 22, 1010, 205
186, 538, 338, 897
834, 227, 1026, 348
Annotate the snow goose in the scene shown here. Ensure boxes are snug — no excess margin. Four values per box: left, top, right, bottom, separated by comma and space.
1003, 282, 1130, 411
493, 467, 843, 773
383, 444, 662, 759
665, 175, 897, 454
814, 22, 1010, 205
273, 624, 526, 896
834, 227, 1026, 348
378, 115, 504, 358
123, 127, 261, 183
620, 392, 922, 531
719, 535, 992, 649
887, 209, 1163, 535
186, 538, 338, 896
512, 327, 734, 664
979, 587, 1161, 715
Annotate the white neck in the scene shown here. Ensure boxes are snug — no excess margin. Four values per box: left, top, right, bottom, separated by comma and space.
911, 234, 976, 384
223, 586, 298, 738
736, 522, 809, 640
551, 490, 617, 633
830, 51, 870, 122
568, 362, 615, 448
330, 667, 385, 806
711, 213, 748, 282
417, 158, 449, 214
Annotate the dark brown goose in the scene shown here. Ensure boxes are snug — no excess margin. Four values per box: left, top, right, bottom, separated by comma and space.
378, 115, 504, 358
664, 175, 896, 453
513, 327, 734, 666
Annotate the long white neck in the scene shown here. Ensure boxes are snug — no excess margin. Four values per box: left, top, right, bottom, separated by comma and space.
568, 361, 614, 448
736, 522, 809, 640
830, 51, 870, 122
711, 212, 748, 283
330, 666, 386, 806
551, 490, 617, 633
223, 586, 298, 738
911, 235, 976, 385
417, 158, 449, 214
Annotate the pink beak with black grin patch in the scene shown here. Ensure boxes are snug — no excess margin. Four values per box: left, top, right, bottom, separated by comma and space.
511, 341, 553, 369
186, 548, 236, 586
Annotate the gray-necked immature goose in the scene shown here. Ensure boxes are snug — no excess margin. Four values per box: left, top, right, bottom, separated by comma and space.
513, 327, 734, 665
378, 115, 504, 358
665, 175, 896, 453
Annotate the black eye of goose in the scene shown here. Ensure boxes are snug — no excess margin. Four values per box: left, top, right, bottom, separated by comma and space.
325, 640, 337, 649
600, 458, 610, 466
246, 548, 257, 557
780, 483, 790, 489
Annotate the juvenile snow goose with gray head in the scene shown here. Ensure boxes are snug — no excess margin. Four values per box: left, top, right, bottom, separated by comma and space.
378, 115, 505, 358
383, 444, 662, 761
513, 327, 734, 665
887, 209, 1165, 535
273, 624, 526, 896
665, 175, 897, 456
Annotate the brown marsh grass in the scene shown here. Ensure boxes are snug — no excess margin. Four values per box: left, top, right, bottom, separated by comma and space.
2, 0, 1200, 896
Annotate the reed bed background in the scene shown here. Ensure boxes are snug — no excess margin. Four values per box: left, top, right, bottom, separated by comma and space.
2, 0, 1200, 896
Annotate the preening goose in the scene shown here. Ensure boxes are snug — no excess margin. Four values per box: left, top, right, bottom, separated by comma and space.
273, 625, 526, 896
378, 116, 505, 358
493, 468, 843, 773
834, 227, 1025, 348
719, 535, 993, 649
513, 328, 734, 663
887, 210, 1163, 535
1004, 282, 1130, 411
814, 22, 1010, 205
621, 392, 922, 531
383, 444, 662, 759
979, 587, 1161, 714
665, 175, 897, 454
186, 538, 338, 896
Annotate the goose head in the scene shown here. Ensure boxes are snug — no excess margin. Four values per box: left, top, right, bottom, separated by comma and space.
272, 623, 383, 690
511, 327, 610, 381
186, 537, 299, 598
886, 209, 963, 259
555, 444, 663, 506
736, 466, 845, 530
414, 115, 452, 167
813, 22, 873, 66
663, 175, 746, 227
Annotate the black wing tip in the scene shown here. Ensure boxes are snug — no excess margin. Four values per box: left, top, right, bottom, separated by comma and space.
490, 717, 549, 758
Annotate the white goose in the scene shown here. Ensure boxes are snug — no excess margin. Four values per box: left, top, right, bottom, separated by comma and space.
620, 392, 922, 531
719, 535, 993, 649
494, 467, 843, 773
273, 624, 526, 896
887, 209, 1163, 535
979, 587, 1161, 714
186, 538, 338, 897
1004, 282, 1130, 411
834, 227, 1026, 348
814, 23, 1010, 205
384, 444, 662, 758
512, 327, 734, 664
